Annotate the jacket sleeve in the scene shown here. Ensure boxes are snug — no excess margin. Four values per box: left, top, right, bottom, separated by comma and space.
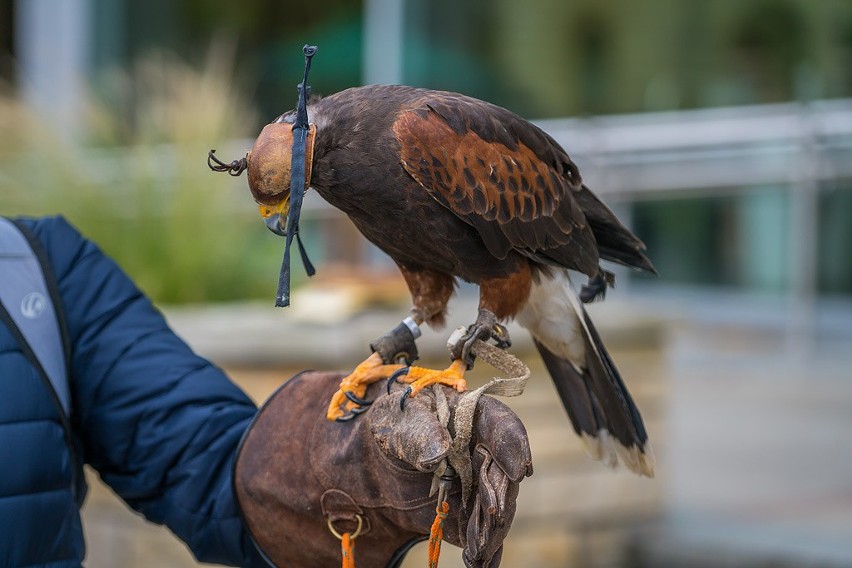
24, 216, 269, 567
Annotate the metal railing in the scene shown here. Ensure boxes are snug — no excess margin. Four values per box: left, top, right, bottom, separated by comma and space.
535, 98, 852, 198
534, 99, 852, 347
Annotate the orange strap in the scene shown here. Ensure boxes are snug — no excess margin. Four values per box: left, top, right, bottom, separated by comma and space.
341, 532, 355, 568
427, 501, 450, 568
328, 515, 363, 568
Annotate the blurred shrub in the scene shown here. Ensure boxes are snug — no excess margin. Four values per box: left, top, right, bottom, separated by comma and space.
0, 45, 288, 304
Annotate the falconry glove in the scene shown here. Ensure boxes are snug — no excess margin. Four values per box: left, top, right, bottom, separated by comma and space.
235, 371, 533, 568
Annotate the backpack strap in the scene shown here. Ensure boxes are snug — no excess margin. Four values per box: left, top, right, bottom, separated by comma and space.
0, 217, 71, 417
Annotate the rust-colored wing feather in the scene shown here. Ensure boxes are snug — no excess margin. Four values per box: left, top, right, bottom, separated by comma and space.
393, 93, 600, 276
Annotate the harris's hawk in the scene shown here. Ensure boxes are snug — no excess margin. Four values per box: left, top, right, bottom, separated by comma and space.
222, 84, 656, 477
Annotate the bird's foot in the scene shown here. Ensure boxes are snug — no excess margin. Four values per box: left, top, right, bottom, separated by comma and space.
387, 359, 468, 410
580, 268, 616, 303
327, 352, 406, 421
449, 309, 512, 367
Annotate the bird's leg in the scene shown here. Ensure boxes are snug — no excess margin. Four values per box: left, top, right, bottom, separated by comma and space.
446, 266, 528, 367
449, 308, 512, 367
580, 267, 616, 303
326, 317, 421, 421
387, 309, 514, 410
328, 268, 459, 418
389, 269, 529, 408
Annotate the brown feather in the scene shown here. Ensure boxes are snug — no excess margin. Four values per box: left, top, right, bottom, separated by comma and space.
478, 263, 532, 320
394, 109, 561, 223
397, 266, 456, 327
393, 102, 599, 276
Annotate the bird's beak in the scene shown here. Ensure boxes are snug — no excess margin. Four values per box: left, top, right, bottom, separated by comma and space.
259, 197, 290, 236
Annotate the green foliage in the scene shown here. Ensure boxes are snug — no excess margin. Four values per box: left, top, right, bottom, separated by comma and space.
0, 46, 290, 304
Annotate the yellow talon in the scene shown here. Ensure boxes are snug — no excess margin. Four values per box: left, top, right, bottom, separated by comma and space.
326, 352, 406, 421
395, 359, 468, 398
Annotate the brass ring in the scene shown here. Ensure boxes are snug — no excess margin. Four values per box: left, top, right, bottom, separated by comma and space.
327, 514, 363, 540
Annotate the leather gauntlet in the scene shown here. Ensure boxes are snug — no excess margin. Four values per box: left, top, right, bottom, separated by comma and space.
235, 371, 532, 567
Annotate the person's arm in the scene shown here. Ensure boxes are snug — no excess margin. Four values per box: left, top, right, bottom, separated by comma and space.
23, 216, 266, 566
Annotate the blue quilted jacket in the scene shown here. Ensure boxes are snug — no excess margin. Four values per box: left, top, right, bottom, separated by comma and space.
0, 216, 266, 567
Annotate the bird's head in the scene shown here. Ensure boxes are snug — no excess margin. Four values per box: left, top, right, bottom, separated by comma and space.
245, 122, 317, 236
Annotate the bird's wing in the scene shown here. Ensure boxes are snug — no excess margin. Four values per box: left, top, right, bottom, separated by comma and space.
392, 94, 600, 275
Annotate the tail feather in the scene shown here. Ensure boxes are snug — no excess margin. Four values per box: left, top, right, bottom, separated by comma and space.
533, 338, 601, 441
578, 303, 648, 444
535, 307, 654, 477
516, 270, 655, 477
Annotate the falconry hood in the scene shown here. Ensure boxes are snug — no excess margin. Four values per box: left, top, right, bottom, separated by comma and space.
208, 44, 319, 307
264, 44, 319, 306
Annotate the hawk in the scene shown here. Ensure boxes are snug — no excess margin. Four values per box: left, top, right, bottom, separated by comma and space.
218, 84, 656, 477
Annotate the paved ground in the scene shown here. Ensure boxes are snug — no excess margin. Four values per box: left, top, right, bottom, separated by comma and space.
79, 295, 852, 567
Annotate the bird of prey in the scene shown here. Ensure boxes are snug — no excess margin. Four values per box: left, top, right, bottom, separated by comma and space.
223, 84, 656, 477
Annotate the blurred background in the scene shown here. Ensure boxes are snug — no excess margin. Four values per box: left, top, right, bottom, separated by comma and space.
2, 0, 852, 566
